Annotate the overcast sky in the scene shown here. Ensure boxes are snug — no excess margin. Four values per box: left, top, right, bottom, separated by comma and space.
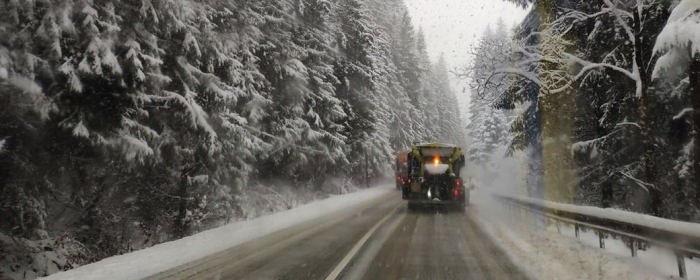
404, 0, 529, 121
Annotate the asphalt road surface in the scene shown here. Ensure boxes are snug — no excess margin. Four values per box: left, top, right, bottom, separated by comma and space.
145, 191, 528, 280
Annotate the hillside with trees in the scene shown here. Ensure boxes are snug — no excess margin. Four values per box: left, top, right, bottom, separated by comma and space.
0, 0, 463, 278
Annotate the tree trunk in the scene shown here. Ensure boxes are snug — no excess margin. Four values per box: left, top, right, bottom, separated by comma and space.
538, 0, 576, 203
639, 82, 661, 216
601, 180, 613, 208
690, 55, 700, 208
633, 11, 660, 216
175, 166, 192, 239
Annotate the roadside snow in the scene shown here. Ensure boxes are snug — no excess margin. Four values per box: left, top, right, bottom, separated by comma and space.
472, 191, 700, 279
41, 185, 393, 280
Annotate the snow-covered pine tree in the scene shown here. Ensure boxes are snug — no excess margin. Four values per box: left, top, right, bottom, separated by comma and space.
333, 0, 393, 181
251, 0, 323, 184
253, 0, 351, 190
433, 54, 465, 144
392, 11, 422, 110
653, 0, 700, 219
0, 0, 61, 246
466, 24, 511, 166
367, 0, 428, 149
294, 0, 353, 186
415, 29, 441, 139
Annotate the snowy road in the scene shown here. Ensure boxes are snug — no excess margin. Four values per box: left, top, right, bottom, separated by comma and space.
145, 192, 528, 280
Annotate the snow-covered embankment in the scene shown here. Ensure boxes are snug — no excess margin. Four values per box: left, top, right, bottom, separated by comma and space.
41, 186, 393, 280
471, 191, 700, 279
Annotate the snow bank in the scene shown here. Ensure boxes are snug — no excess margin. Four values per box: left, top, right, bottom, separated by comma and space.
41, 185, 393, 280
235, 178, 365, 221
471, 192, 700, 279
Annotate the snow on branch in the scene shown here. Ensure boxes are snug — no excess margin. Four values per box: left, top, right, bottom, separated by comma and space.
673, 108, 694, 120
4, 75, 57, 120
620, 171, 652, 192
602, 0, 636, 42
176, 57, 239, 103
111, 134, 155, 163
489, 67, 543, 88
571, 129, 620, 155
157, 90, 217, 142
472, 1, 651, 99
652, 0, 700, 79
72, 121, 90, 138
615, 121, 642, 129
565, 53, 637, 82
550, 5, 632, 37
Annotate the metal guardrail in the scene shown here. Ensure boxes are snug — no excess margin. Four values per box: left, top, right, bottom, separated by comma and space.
493, 194, 700, 279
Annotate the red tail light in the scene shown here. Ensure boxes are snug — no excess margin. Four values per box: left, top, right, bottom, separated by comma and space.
454, 188, 459, 197
455, 179, 461, 187
408, 178, 412, 184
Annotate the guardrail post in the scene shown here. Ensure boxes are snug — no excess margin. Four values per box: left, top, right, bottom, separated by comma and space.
677, 253, 687, 279
630, 239, 637, 257
574, 225, 579, 238
598, 232, 605, 249
556, 221, 561, 234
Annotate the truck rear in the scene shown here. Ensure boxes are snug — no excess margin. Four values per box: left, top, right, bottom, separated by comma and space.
401, 143, 469, 211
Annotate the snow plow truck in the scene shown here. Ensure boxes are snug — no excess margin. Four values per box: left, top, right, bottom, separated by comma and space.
401, 143, 470, 211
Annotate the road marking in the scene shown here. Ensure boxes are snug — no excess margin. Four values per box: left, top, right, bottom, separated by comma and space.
325, 202, 405, 280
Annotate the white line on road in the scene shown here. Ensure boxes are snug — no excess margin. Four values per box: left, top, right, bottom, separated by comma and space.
325, 202, 405, 280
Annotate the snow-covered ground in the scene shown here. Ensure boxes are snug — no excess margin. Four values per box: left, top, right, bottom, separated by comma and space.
472, 191, 700, 280
40, 185, 394, 280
